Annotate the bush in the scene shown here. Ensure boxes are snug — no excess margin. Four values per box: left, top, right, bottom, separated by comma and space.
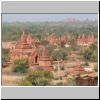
60, 76, 63, 80
25, 70, 53, 86
67, 75, 77, 86
90, 43, 97, 51
14, 58, 29, 73
93, 64, 98, 72
18, 79, 32, 86
64, 72, 68, 77
90, 53, 97, 62
60, 66, 64, 70
54, 77, 59, 80
82, 48, 97, 62
82, 62, 89, 67
56, 82, 63, 86
2, 49, 9, 68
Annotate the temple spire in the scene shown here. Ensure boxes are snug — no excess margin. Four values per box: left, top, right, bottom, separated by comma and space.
20, 31, 27, 43
42, 46, 48, 56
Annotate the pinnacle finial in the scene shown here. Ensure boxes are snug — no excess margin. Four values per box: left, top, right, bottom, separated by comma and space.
22, 31, 25, 34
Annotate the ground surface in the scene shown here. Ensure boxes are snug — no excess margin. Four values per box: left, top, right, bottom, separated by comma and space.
2, 61, 96, 86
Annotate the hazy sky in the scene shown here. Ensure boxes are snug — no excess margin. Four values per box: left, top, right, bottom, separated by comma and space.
2, 14, 98, 22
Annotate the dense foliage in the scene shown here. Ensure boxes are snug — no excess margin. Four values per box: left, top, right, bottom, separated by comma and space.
51, 48, 68, 61
19, 70, 53, 86
14, 58, 29, 73
82, 47, 97, 62
2, 20, 98, 41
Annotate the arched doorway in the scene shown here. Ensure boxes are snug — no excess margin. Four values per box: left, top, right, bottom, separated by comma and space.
34, 56, 38, 64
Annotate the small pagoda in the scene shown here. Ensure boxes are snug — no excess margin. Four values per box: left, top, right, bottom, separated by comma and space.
39, 46, 53, 70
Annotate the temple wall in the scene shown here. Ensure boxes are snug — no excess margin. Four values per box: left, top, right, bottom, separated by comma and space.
39, 60, 52, 67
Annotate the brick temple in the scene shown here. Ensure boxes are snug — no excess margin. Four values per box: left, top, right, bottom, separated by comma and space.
77, 33, 95, 46
10, 32, 53, 70
9, 31, 96, 70
45, 33, 71, 46
45, 32, 96, 46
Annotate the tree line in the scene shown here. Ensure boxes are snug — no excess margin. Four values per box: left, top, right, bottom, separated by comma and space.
2, 21, 98, 41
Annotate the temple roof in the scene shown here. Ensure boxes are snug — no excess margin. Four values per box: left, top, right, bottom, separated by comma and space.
71, 61, 86, 75
20, 31, 27, 43
42, 47, 48, 57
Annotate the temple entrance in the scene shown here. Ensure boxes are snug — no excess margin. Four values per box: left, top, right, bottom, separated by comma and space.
34, 56, 38, 64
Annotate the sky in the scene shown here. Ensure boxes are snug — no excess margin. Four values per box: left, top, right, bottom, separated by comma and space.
2, 14, 98, 22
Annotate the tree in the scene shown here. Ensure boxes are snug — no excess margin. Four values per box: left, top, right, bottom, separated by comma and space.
24, 70, 53, 86
46, 44, 56, 56
41, 40, 49, 46
90, 43, 97, 51
2, 21, 98, 42
51, 48, 67, 80
14, 58, 29, 73
70, 37, 78, 51
70, 37, 76, 46
82, 48, 94, 61
60, 42, 66, 48
34, 34, 42, 41
52, 48, 67, 61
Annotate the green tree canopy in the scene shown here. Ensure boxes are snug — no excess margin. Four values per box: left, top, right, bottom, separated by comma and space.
82, 48, 97, 62
14, 58, 29, 73
51, 48, 68, 61
90, 43, 97, 51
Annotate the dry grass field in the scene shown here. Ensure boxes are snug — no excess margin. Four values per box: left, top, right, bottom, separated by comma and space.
2, 66, 26, 86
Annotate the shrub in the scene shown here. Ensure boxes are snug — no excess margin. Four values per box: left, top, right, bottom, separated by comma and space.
60, 66, 64, 70
18, 79, 32, 86
2, 49, 9, 68
93, 64, 98, 72
67, 75, 77, 86
60, 76, 63, 80
54, 77, 59, 80
14, 58, 29, 73
90, 43, 97, 51
64, 73, 68, 77
82, 48, 97, 62
90, 53, 97, 62
25, 70, 53, 86
83, 62, 89, 67
56, 82, 63, 86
